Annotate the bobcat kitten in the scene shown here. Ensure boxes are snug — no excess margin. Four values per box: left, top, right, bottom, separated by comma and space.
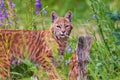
0, 11, 72, 80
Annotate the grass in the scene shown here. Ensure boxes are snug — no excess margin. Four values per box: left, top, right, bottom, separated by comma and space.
1, 0, 120, 80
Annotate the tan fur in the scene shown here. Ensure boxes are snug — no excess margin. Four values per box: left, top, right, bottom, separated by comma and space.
0, 11, 72, 80
68, 52, 79, 80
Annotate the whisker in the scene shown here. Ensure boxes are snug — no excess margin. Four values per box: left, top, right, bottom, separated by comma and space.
65, 34, 72, 39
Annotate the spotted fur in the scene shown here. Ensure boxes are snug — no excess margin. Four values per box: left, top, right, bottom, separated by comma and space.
0, 11, 72, 80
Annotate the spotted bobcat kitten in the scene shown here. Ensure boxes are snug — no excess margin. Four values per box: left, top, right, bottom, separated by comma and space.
0, 11, 72, 80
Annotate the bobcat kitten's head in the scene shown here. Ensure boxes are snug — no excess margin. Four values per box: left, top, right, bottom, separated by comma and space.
51, 11, 72, 40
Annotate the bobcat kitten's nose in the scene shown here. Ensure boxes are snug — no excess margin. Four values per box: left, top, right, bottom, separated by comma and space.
62, 31, 65, 33
60, 31, 65, 35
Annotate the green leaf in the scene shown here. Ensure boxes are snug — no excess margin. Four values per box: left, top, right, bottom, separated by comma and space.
112, 32, 120, 39
115, 42, 120, 45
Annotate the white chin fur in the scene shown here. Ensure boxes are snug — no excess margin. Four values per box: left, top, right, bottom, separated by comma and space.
60, 35, 66, 38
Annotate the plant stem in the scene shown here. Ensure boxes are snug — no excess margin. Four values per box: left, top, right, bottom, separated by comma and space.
90, 0, 111, 54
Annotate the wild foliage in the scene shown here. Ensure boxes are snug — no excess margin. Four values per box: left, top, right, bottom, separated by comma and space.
0, 0, 120, 80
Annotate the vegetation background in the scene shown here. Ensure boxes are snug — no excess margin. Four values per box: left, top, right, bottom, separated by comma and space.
0, 0, 120, 80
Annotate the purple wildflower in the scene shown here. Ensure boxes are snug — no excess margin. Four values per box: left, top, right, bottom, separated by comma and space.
92, 14, 97, 19
65, 59, 70, 66
0, 11, 3, 20
35, 10, 39, 15
7, 0, 15, 9
10, 54, 21, 65
35, 0, 42, 15
3, 8, 8, 18
35, 0, 42, 8
0, 0, 16, 28
11, 3, 15, 8
9, 20, 13, 24
11, 59, 20, 65
0, 0, 8, 18
0, 0, 6, 26
66, 45, 72, 53
0, 0, 4, 9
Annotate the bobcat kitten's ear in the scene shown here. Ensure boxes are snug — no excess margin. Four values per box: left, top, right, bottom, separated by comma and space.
51, 11, 58, 23
65, 11, 72, 22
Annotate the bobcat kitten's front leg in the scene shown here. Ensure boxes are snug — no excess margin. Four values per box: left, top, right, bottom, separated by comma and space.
36, 52, 59, 80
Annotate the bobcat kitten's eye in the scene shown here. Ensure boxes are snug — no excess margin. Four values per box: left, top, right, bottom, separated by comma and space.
65, 25, 69, 28
56, 26, 61, 28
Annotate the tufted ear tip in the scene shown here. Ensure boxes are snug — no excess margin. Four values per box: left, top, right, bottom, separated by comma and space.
65, 11, 72, 22
51, 11, 58, 23
67, 10, 72, 15
51, 11, 56, 15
